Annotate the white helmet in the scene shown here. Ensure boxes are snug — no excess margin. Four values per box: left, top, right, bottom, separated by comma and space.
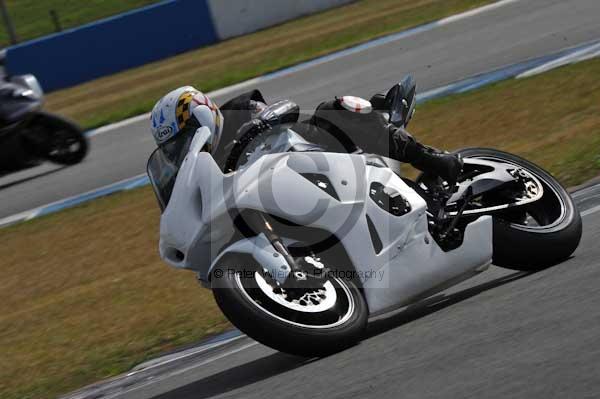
150, 86, 224, 159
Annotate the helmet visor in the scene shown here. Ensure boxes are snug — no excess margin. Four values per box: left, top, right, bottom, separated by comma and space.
159, 127, 195, 167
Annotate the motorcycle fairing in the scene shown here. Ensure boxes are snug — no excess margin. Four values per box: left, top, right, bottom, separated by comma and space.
158, 136, 494, 314
363, 216, 492, 314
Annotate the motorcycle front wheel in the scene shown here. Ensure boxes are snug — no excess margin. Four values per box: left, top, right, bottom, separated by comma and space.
457, 148, 582, 271
212, 252, 368, 357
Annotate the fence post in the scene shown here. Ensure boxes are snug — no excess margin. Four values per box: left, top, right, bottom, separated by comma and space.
50, 9, 63, 32
0, 0, 18, 44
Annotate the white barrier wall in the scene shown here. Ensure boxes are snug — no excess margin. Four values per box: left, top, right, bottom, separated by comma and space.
207, 0, 355, 40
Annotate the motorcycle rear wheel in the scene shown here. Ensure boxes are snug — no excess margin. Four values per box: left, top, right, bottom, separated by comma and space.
34, 111, 88, 165
457, 148, 582, 271
212, 252, 368, 357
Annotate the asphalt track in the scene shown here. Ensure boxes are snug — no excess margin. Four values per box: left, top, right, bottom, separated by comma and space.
65, 184, 600, 399
2, 0, 600, 218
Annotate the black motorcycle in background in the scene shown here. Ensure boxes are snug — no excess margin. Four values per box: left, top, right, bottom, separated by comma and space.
0, 74, 87, 175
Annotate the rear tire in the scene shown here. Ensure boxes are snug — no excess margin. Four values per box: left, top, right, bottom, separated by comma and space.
212, 256, 368, 357
33, 111, 88, 165
457, 148, 582, 271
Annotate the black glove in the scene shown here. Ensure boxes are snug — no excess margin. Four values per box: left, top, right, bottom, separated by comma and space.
237, 118, 271, 139
224, 119, 271, 172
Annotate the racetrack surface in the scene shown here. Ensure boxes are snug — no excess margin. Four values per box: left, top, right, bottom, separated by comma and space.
64, 185, 600, 399
2, 0, 600, 218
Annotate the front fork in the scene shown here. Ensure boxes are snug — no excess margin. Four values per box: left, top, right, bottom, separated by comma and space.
244, 212, 308, 282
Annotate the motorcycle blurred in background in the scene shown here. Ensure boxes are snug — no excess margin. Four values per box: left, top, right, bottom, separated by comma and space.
0, 58, 87, 176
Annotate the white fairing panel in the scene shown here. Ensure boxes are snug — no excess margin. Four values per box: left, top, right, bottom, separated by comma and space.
362, 216, 492, 313
159, 131, 493, 314
10, 74, 44, 97
159, 134, 235, 271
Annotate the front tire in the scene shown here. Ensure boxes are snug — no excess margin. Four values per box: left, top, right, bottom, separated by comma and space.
212, 255, 368, 357
457, 148, 582, 271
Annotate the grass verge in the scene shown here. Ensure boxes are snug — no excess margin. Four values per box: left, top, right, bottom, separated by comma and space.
44, 0, 495, 130
409, 59, 600, 185
2, 58, 600, 399
0, 0, 161, 46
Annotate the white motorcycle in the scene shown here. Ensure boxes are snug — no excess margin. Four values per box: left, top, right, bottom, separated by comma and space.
147, 78, 582, 357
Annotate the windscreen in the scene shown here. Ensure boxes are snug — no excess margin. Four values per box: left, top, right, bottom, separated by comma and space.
146, 128, 197, 211
147, 148, 179, 212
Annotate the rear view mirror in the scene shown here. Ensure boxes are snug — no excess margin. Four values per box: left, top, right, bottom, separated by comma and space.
385, 75, 417, 128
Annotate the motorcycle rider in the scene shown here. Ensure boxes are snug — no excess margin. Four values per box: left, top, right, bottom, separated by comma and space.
149, 86, 463, 186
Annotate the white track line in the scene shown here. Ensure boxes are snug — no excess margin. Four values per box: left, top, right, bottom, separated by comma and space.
518, 42, 600, 78
0, 173, 148, 228
582, 205, 600, 217
571, 184, 600, 198
128, 333, 246, 375
435, 0, 521, 26
104, 342, 259, 399
85, 0, 522, 139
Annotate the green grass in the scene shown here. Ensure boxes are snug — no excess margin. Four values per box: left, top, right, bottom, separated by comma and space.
1, 57, 600, 399
44, 0, 496, 129
0, 0, 161, 46
409, 58, 600, 187
0, 186, 230, 399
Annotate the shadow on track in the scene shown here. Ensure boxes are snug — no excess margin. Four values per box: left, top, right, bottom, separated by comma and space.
0, 166, 67, 190
365, 270, 531, 338
154, 271, 531, 399
153, 351, 311, 399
